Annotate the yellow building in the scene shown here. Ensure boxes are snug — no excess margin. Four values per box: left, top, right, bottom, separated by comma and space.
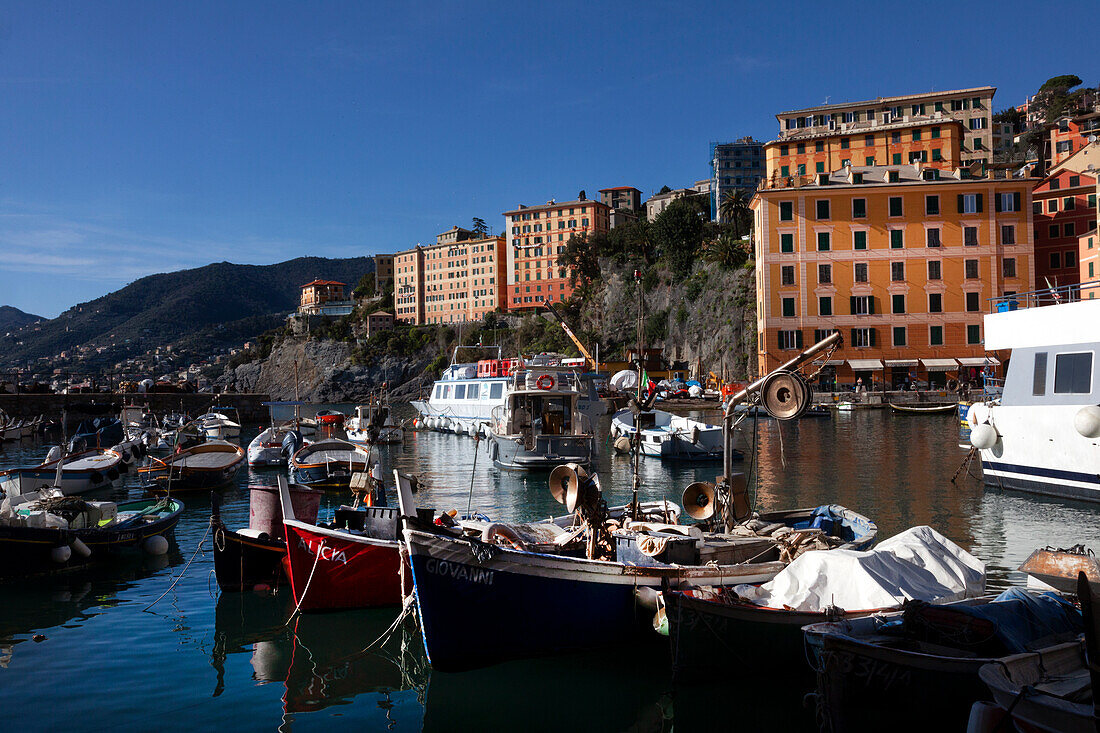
751, 164, 1034, 389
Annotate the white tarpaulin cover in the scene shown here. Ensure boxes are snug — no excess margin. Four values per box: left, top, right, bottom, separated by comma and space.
731, 526, 985, 612
609, 370, 638, 391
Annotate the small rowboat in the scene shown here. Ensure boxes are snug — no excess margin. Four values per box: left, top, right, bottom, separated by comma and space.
889, 402, 957, 414
289, 439, 370, 489
0, 448, 124, 497
138, 440, 245, 492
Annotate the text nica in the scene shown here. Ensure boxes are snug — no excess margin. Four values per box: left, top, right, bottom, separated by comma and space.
424, 558, 495, 585
298, 536, 348, 565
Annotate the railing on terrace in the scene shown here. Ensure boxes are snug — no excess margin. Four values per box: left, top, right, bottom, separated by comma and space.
988, 280, 1100, 312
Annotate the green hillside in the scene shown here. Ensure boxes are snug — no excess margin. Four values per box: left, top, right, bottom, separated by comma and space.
0, 256, 373, 372
0, 305, 42, 334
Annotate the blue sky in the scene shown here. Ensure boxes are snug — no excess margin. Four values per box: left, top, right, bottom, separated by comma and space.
1, 1, 1096, 317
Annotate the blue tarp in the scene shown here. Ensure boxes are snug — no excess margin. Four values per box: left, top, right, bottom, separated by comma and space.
953, 587, 1082, 654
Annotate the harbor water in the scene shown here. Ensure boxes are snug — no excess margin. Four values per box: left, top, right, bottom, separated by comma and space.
1, 405, 1098, 731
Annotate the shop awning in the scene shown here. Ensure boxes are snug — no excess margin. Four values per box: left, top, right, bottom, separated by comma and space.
884, 359, 918, 367
958, 356, 1001, 366
920, 358, 959, 371
812, 359, 845, 366
847, 359, 884, 370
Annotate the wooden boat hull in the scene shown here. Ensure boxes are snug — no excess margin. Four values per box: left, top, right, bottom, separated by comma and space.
282, 519, 405, 612
0, 498, 183, 578
212, 525, 288, 593
889, 402, 958, 414
665, 590, 876, 683
290, 461, 367, 489
139, 443, 245, 492
404, 528, 784, 672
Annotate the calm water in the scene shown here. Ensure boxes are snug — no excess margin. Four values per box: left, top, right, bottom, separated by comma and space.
1, 405, 1098, 732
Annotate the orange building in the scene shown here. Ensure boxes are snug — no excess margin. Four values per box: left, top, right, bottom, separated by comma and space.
1082, 178, 1100, 288
751, 164, 1034, 389
1032, 166, 1096, 288
1045, 111, 1100, 169
503, 196, 610, 309
392, 233, 507, 325
298, 280, 349, 314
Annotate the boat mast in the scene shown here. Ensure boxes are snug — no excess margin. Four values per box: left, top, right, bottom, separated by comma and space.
630, 269, 643, 521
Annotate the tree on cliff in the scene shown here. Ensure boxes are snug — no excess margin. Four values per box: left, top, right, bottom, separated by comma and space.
718, 188, 752, 239
558, 232, 602, 286
471, 217, 489, 237
652, 195, 708, 279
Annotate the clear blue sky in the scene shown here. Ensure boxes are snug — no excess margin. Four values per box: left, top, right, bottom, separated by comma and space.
1, 1, 1095, 317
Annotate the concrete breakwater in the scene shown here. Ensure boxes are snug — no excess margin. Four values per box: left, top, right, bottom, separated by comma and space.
0, 392, 273, 426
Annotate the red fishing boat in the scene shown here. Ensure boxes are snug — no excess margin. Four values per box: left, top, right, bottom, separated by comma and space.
278, 478, 409, 611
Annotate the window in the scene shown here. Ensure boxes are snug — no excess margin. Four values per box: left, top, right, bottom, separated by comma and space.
797, 143, 806, 154
891, 131, 902, 144
889, 197, 903, 217
853, 173, 864, 184
851, 328, 874, 347
959, 194, 983, 214
1090, 194, 1097, 208
852, 198, 867, 218
893, 326, 907, 346
968, 117, 987, 130
1050, 179, 1061, 190
817, 232, 830, 251
780, 233, 794, 253
779, 201, 793, 221
1054, 352, 1093, 394
818, 264, 832, 284
931, 148, 942, 162
841, 137, 850, 149
1065, 250, 1077, 268
781, 297, 796, 317
931, 126, 941, 139
892, 294, 905, 314
468, 384, 480, 400
1050, 252, 1062, 270
780, 145, 789, 156
930, 325, 944, 346
819, 296, 832, 316
890, 229, 904, 248
781, 165, 790, 177
929, 293, 943, 312
778, 330, 803, 350
865, 156, 875, 166
864, 134, 875, 146
1033, 353, 1047, 395
853, 230, 867, 250
851, 295, 873, 314
926, 195, 940, 215
815, 141, 824, 153
926, 228, 941, 247
912, 129, 922, 141
1001, 225, 1015, 245
816, 200, 830, 219
781, 265, 795, 285
892, 153, 902, 166
891, 261, 904, 281
814, 328, 833, 343
965, 259, 979, 278
928, 261, 942, 280
1065, 222, 1076, 237
1070, 175, 1081, 187
966, 292, 980, 311
1065, 196, 1076, 211
967, 324, 981, 344
996, 192, 1021, 212
816, 162, 825, 173
1049, 224, 1060, 239
964, 226, 978, 246
1048, 199, 1059, 213
854, 262, 868, 282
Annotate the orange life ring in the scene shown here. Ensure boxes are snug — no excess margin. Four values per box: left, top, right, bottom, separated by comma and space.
536, 374, 554, 390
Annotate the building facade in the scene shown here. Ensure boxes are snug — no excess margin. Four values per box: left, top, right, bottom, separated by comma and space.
751, 164, 1034, 388
1081, 178, 1100, 289
1032, 167, 1096, 288
645, 180, 711, 221
374, 254, 394, 296
600, 186, 642, 230
767, 87, 996, 180
392, 234, 507, 325
711, 137, 765, 220
503, 197, 610, 308
298, 280, 353, 316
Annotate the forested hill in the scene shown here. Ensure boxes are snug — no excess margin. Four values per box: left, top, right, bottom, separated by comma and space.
0, 305, 42, 334
0, 256, 373, 371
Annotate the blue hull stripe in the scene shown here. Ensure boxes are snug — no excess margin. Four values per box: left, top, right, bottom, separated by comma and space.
410, 555, 647, 672
982, 461, 1100, 485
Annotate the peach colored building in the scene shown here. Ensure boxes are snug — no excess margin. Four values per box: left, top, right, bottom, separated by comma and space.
751, 164, 1034, 389
298, 280, 349, 314
1046, 111, 1100, 169
503, 196, 610, 309
1082, 178, 1100, 288
1032, 167, 1095, 288
392, 233, 507, 325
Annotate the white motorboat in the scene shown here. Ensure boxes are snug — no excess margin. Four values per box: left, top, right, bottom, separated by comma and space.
610, 408, 724, 460
195, 408, 242, 441
345, 403, 404, 445
967, 283, 1100, 502
247, 424, 309, 467
487, 370, 595, 470
411, 348, 603, 437
0, 448, 124, 497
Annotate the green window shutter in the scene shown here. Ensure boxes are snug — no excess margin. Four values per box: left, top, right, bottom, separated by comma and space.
995, 194, 1002, 212
957, 194, 964, 213
818, 232, 830, 251
854, 231, 867, 249
868, 296, 876, 315
892, 153, 902, 165
865, 156, 875, 165
781, 165, 789, 177
869, 328, 876, 346
1089, 194, 1096, 208
850, 296, 857, 314
976, 193, 983, 212
1013, 192, 1021, 211
816, 162, 825, 173
780, 233, 793, 252
890, 230, 903, 248
795, 331, 803, 348
850, 327, 857, 343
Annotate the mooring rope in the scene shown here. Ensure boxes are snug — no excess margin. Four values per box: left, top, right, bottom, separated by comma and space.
143, 522, 211, 612
283, 547, 323, 627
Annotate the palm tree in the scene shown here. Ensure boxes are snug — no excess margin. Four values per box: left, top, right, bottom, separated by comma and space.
718, 188, 751, 238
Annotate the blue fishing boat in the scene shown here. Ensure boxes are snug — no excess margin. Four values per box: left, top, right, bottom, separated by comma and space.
289, 438, 370, 489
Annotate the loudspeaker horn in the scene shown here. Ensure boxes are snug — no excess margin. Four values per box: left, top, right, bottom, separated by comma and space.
548, 463, 587, 506
682, 481, 717, 520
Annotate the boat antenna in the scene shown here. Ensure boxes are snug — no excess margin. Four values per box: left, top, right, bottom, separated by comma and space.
53, 408, 68, 488
293, 360, 301, 429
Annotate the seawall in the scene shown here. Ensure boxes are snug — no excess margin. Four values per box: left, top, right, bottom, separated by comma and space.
0, 393, 273, 425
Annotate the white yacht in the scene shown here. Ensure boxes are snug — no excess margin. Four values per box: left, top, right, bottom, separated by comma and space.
611, 408, 724, 460
411, 347, 602, 436
968, 284, 1100, 502
486, 371, 595, 470
346, 402, 404, 445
